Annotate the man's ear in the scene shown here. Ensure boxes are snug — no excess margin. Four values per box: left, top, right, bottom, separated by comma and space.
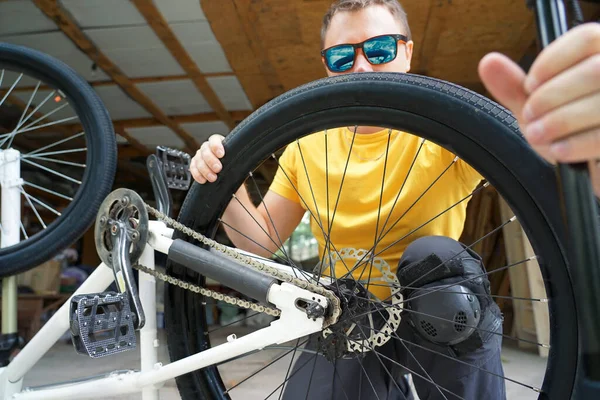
404, 40, 414, 72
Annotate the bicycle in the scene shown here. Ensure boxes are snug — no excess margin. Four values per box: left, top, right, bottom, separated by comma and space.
1, 0, 599, 399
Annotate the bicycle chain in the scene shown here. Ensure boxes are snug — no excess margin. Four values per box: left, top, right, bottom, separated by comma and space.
133, 263, 280, 317
141, 204, 342, 327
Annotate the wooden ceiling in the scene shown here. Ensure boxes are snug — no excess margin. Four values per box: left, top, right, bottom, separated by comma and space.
2, 0, 599, 204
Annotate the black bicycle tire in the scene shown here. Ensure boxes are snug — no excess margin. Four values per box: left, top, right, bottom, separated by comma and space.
0, 42, 116, 277
166, 72, 578, 400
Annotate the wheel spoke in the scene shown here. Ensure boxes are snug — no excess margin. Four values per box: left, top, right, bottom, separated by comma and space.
402, 332, 449, 399
206, 311, 263, 334
18, 89, 57, 130
338, 182, 491, 281
347, 337, 465, 400
303, 352, 320, 400
320, 129, 350, 300
4, 82, 41, 148
279, 339, 304, 400
22, 181, 72, 201
8, 115, 77, 136
353, 314, 542, 393
375, 156, 459, 245
0, 73, 23, 108
331, 359, 351, 400
15, 82, 41, 128
338, 163, 478, 283
0, 208, 29, 240
20, 187, 61, 216
20, 102, 68, 132
402, 215, 515, 290
350, 202, 508, 292
271, 153, 330, 246
321, 130, 335, 283
21, 186, 47, 229
23, 147, 87, 158
23, 131, 85, 156
350, 351, 381, 400
261, 352, 319, 399
20, 158, 82, 185
222, 338, 309, 395
231, 193, 294, 260
24, 155, 85, 168
375, 182, 491, 259
218, 219, 311, 276
344, 303, 409, 398
399, 333, 540, 392
357, 130, 393, 292
246, 171, 299, 271
377, 138, 426, 239
270, 154, 352, 276
296, 139, 325, 282
19, 220, 28, 240
358, 290, 548, 348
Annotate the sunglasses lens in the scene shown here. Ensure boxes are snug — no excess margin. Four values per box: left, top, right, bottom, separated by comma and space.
325, 45, 355, 72
363, 35, 397, 65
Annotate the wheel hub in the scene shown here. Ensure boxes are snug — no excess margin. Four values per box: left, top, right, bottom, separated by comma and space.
317, 248, 404, 361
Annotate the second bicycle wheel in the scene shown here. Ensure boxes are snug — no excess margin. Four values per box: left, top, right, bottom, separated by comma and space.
0, 43, 116, 277
166, 73, 577, 399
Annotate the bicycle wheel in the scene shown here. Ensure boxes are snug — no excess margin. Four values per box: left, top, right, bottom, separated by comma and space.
166, 73, 577, 399
0, 43, 116, 277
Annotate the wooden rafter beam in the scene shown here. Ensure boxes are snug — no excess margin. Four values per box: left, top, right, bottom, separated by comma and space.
117, 145, 148, 159
117, 159, 150, 182
416, 0, 449, 75
63, 110, 252, 132
131, 0, 236, 129
114, 127, 152, 157
11, 72, 236, 93
32, 0, 199, 152
201, 0, 277, 108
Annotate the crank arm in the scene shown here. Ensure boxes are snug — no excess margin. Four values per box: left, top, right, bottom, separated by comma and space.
146, 154, 172, 217
95, 189, 150, 332
110, 219, 145, 330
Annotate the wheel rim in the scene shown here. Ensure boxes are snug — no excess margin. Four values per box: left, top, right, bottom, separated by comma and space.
167, 75, 576, 400
0, 42, 116, 276
0, 68, 87, 249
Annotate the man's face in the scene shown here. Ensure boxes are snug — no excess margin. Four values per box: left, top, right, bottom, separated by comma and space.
322, 5, 414, 77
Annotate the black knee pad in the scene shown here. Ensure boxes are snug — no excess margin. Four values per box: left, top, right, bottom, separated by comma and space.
408, 283, 481, 345
398, 251, 502, 357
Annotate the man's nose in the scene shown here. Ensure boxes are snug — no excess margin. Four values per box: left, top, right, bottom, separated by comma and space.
352, 49, 373, 73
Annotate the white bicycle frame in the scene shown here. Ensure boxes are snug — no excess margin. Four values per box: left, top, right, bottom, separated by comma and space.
0, 216, 328, 400
1, 149, 21, 346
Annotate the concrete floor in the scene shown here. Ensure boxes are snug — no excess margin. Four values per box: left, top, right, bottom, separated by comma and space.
17, 328, 546, 399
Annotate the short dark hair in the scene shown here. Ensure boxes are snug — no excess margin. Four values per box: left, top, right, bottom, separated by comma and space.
321, 0, 412, 48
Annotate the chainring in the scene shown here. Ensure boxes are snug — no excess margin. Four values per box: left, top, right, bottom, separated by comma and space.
95, 188, 149, 267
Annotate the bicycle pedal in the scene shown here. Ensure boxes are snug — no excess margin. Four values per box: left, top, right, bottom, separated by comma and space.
156, 146, 191, 190
69, 292, 136, 358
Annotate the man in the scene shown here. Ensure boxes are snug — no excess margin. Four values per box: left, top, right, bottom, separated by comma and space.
190, 1, 600, 398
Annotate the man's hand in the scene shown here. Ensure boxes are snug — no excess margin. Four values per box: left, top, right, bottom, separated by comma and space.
478, 23, 600, 196
190, 134, 225, 184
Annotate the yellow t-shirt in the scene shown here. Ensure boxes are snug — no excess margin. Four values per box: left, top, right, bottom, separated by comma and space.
269, 127, 482, 300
